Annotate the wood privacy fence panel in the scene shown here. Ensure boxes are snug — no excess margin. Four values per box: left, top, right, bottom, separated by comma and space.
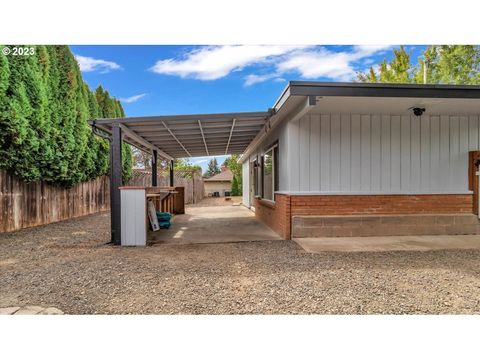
0, 170, 110, 233
0, 168, 204, 233
127, 169, 204, 205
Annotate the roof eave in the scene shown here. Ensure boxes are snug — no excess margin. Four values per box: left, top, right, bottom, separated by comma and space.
288, 81, 480, 99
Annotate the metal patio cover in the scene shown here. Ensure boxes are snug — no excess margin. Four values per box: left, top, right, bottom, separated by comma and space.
90, 111, 272, 159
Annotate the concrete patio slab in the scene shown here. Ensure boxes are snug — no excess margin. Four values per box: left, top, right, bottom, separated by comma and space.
38, 307, 64, 315
13, 306, 46, 315
0, 306, 64, 315
0, 307, 20, 315
149, 204, 282, 245
294, 235, 480, 253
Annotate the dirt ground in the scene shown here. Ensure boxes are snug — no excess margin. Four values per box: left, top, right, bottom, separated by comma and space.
1, 206, 480, 314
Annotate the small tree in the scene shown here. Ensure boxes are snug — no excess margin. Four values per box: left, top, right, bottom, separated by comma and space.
231, 175, 240, 196
174, 158, 201, 172
223, 154, 242, 195
357, 46, 413, 83
132, 148, 152, 169
204, 157, 220, 177
357, 45, 480, 85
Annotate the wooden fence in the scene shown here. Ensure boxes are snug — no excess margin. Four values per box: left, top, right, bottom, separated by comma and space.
0, 168, 204, 233
0, 170, 110, 233
127, 169, 204, 204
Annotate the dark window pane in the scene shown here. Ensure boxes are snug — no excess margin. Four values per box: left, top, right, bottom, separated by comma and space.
263, 150, 273, 200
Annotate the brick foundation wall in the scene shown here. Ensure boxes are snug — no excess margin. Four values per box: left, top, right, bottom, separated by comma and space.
290, 194, 473, 216
254, 193, 474, 240
254, 194, 291, 240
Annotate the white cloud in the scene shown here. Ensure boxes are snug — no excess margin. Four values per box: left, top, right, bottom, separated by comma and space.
149, 45, 391, 85
191, 158, 210, 165
276, 45, 391, 81
244, 73, 280, 86
74, 54, 121, 73
150, 45, 307, 80
351, 45, 391, 58
120, 93, 147, 103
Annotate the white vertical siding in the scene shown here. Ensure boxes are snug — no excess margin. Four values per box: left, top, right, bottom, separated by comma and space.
350, 114, 361, 191
330, 114, 341, 191
340, 114, 351, 191
370, 115, 381, 191
390, 115, 401, 191
299, 116, 310, 190
287, 113, 480, 194
246, 117, 290, 193
410, 115, 421, 191
310, 114, 321, 191
360, 115, 371, 191
287, 119, 300, 192
380, 114, 391, 190
121, 189, 146, 246
320, 115, 331, 191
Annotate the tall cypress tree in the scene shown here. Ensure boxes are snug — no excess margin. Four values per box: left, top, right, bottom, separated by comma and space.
0, 47, 42, 181
0, 45, 132, 186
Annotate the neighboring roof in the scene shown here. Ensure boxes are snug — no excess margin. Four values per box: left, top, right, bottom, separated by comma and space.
204, 169, 233, 182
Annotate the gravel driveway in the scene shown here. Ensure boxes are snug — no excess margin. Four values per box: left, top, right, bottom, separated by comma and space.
1, 211, 480, 314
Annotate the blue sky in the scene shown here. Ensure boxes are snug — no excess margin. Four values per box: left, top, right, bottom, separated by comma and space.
71, 45, 426, 171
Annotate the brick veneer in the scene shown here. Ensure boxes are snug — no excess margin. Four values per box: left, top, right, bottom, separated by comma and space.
290, 194, 473, 215
254, 194, 291, 240
255, 194, 474, 240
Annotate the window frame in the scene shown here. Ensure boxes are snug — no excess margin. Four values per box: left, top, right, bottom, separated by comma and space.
261, 143, 278, 202
252, 157, 260, 197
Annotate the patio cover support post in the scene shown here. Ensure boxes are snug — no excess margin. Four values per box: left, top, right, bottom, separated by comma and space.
152, 150, 158, 186
170, 159, 174, 187
111, 123, 123, 245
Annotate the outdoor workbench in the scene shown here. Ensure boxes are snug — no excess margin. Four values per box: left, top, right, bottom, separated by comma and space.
119, 186, 184, 246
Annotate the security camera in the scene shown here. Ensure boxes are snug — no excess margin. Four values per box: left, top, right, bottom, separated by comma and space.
412, 107, 425, 116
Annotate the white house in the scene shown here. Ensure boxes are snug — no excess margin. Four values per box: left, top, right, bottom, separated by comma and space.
92, 81, 480, 244
240, 82, 480, 239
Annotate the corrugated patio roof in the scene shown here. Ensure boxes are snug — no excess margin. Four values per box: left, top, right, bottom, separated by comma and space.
89, 111, 272, 159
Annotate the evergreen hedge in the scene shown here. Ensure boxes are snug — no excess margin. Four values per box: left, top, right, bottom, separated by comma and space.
0, 45, 132, 187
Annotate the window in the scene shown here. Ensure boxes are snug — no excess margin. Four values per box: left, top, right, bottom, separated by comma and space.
262, 144, 278, 201
253, 158, 260, 197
